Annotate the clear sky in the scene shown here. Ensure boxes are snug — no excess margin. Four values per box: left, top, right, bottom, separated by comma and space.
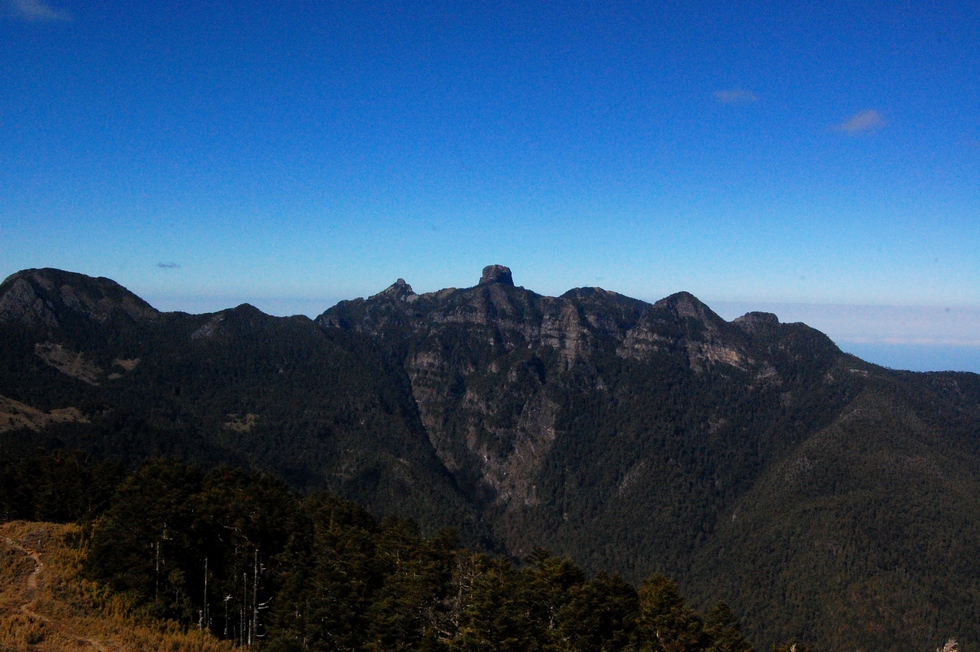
2, 1, 978, 371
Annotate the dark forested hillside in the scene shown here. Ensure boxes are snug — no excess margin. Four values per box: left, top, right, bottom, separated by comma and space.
2, 265, 978, 651
2, 452, 762, 651
0, 268, 485, 542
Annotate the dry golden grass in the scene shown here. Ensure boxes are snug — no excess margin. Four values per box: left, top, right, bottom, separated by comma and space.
0, 394, 88, 434
0, 521, 236, 652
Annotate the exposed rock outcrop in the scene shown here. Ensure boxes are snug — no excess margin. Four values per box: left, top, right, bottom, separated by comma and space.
479, 264, 514, 287
373, 278, 418, 302
733, 311, 780, 334
316, 264, 842, 526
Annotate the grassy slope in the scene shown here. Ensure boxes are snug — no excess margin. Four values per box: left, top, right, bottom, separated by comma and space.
0, 520, 234, 652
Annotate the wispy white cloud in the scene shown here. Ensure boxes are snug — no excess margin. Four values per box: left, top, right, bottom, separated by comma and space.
157, 262, 181, 270
836, 109, 885, 134
863, 336, 980, 346
6, 0, 71, 21
713, 302, 980, 349
713, 89, 757, 105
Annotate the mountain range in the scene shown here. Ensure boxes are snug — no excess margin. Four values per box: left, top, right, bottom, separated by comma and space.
2, 265, 978, 651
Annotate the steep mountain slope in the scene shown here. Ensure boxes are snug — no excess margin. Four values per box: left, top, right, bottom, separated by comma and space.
689, 373, 980, 651
317, 266, 980, 650
0, 269, 484, 541
316, 267, 866, 572
2, 265, 979, 650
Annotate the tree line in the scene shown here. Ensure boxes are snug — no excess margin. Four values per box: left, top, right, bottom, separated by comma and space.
2, 449, 811, 651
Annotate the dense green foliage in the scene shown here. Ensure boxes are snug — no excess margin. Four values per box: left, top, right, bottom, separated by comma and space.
80, 459, 761, 651
689, 388, 980, 651
0, 449, 123, 522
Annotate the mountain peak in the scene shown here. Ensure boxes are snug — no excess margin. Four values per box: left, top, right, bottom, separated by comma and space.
372, 278, 417, 302
652, 291, 717, 322
478, 265, 514, 287
0, 268, 158, 329
733, 311, 780, 334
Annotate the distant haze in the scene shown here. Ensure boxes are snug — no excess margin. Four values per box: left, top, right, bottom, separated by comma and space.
712, 302, 980, 373
139, 288, 980, 374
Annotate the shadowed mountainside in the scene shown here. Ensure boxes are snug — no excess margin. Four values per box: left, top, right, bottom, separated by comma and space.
2, 265, 979, 650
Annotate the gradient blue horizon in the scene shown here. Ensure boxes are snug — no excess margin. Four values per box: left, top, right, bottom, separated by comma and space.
2, 1, 978, 372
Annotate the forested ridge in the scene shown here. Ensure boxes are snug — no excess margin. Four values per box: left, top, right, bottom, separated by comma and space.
2, 266, 979, 650
3, 450, 783, 652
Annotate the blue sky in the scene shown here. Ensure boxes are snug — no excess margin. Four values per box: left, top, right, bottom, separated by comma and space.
2, 1, 978, 371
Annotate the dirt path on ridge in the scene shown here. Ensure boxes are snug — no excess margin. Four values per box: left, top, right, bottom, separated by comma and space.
1, 527, 107, 651
1, 521, 231, 652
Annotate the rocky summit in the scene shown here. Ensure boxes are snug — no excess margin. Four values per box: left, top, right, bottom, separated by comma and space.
478, 264, 515, 286
2, 265, 980, 651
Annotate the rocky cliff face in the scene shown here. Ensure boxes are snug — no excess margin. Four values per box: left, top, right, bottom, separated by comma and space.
0, 265, 849, 539
317, 265, 843, 532
321, 266, 591, 511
